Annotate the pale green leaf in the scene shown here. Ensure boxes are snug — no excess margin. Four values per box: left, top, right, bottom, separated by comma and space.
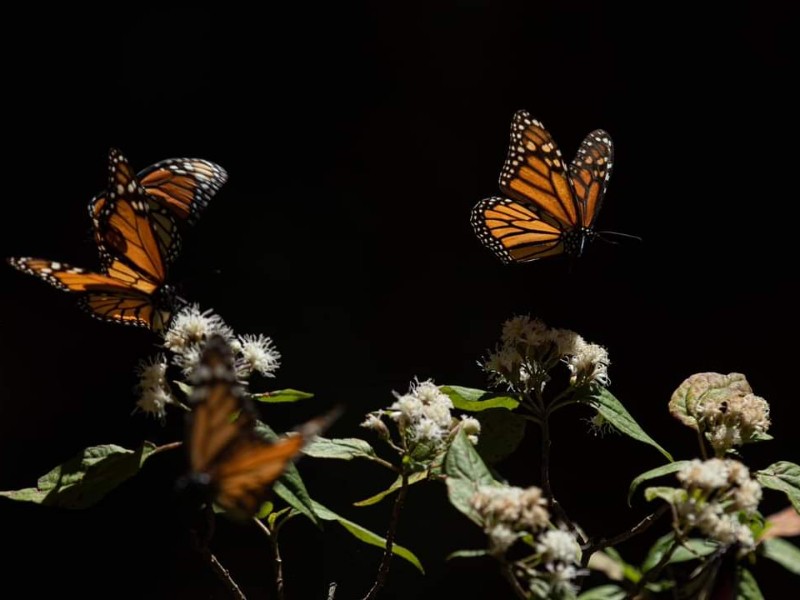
303, 437, 377, 461
440, 385, 519, 411
586, 387, 673, 461
737, 568, 764, 600
354, 471, 428, 506
761, 538, 800, 575
311, 501, 424, 573
628, 461, 690, 505
444, 429, 500, 526
447, 549, 489, 560
0, 442, 155, 509
254, 389, 315, 403
577, 585, 627, 600
756, 462, 800, 513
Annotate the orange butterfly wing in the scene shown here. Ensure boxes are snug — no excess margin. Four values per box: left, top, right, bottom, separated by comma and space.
472, 111, 614, 262
7, 256, 169, 330
187, 335, 314, 519
92, 148, 181, 275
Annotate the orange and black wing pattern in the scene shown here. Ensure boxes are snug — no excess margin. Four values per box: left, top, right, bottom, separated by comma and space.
568, 129, 614, 228
7, 256, 171, 330
471, 110, 613, 262
92, 148, 182, 272
186, 335, 311, 520
7, 149, 178, 331
137, 158, 227, 224
90, 153, 226, 245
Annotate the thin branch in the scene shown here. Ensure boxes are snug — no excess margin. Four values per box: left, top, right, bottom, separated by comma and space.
254, 518, 285, 600
364, 454, 401, 472
361, 469, 409, 600
151, 441, 183, 455
581, 504, 670, 565
502, 564, 529, 600
207, 552, 247, 600
539, 414, 581, 541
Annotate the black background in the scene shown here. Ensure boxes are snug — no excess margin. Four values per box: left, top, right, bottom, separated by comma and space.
1, 3, 798, 598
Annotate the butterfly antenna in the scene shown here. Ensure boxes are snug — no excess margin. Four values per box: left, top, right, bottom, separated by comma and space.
596, 230, 643, 246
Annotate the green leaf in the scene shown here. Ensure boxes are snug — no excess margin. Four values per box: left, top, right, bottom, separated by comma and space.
254, 389, 315, 403
254, 420, 318, 526
592, 547, 641, 583
311, 500, 424, 573
644, 486, 686, 505
440, 385, 520, 411
303, 437, 377, 461
761, 538, 800, 575
472, 408, 527, 464
756, 462, 800, 513
642, 532, 677, 573
628, 461, 691, 505
586, 387, 673, 461
669, 539, 719, 563
0, 442, 155, 509
354, 471, 428, 506
444, 429, 500, 526
447, 549, 490, 560
737, 567, 764, 600
577, 585, 628, 600
174, 380, 194, 397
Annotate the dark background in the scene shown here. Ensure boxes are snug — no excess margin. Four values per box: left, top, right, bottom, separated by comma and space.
1, 3, 798, 598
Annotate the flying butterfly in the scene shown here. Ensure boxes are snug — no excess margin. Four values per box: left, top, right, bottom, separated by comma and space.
7, 150, 182, 331
181, 334, 338, 520
471, 110, 625, 263
90, 149, 227, 266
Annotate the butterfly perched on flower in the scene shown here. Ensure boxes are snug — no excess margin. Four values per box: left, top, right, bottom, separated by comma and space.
471, 110, 616, 263
7, 148, 225, 331
181, 334, 338, 520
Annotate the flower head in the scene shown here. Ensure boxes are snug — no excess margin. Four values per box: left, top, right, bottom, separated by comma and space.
163, 304, 233, 353
236, 333, 281, 378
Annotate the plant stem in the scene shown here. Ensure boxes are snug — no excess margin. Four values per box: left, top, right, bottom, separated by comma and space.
361, 469, 409, 600
207, 551, 247, 600
365, 455, 401, 472
151, 441, 183, 455
581, 504, 669, 565
539, 414, 580, 540
254, 518, 285, 600
502, 564, 529, 600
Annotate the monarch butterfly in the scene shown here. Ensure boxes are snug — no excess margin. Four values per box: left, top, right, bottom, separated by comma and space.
90, 149, 227, 266
182, 334, 337, 520
471, 110, 616, 263
7, 149, 181, 331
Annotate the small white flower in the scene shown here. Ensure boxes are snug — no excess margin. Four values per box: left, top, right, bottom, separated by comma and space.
502, 315, 547, 344
175, 345, 204, 378
537, 529, 580, 564
135, 385, 174, 421
734, 478, 762, 512
360, 413, 390, 438
236, 333, 281, 378
390, 393, 423, 422
471, 485, 549, 532
136, 354, 168, 390
564, 339, 610, 386
460, 415, 481, 444
422, 400, 453, 429
163, 304, 233, 352
487, 523, 518, 555
414, 417, 445, 443
678, 458, 730, 491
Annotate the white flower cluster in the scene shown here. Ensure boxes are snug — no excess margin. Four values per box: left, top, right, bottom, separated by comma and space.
675, 458, 762, 551
134, 354, 174, 420
471, 484, 549, 554
163, 304, 281, 379
361, 379, 481, 456
527, 529, 585, 597
484, 315, 609, 392
134, 304, 281, 418
698, 392, 770, 453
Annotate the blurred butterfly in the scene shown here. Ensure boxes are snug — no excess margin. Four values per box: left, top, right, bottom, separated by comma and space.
7, 149, 182, 331
471, 110, 628, 263
90, 148, 227, 266
182, 334, 338, 520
